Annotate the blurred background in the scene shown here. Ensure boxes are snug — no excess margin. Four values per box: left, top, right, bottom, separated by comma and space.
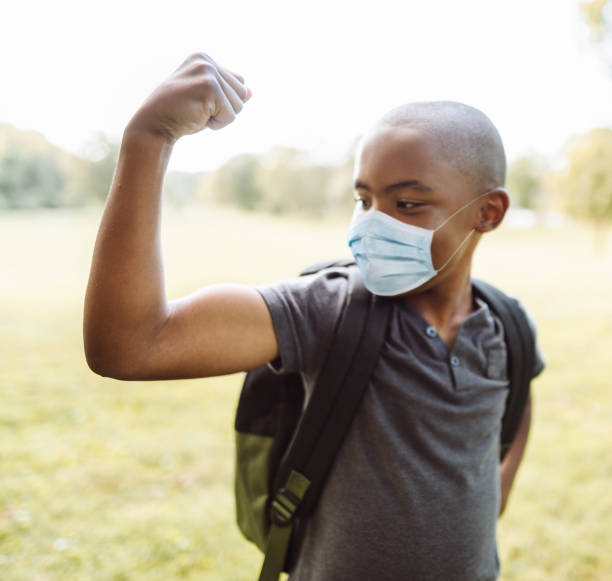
1, 0, 611, 579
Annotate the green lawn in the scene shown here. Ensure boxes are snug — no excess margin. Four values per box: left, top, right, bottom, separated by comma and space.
1, 206, 610, 580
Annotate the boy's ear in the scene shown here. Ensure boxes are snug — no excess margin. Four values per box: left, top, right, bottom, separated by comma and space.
475, 188, 509, 233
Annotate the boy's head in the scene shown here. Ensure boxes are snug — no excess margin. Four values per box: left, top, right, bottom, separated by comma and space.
372, 101, 506, 192
350, 101, 509, 295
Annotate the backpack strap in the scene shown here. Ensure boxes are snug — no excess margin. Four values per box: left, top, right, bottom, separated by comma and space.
297, 271, 392, 515
299, 257, 356, 276
258, 265, 392, 581
472, 279, 535, 459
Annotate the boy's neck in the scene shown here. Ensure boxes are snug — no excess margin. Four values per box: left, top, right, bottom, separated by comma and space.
402, 269, 474, 349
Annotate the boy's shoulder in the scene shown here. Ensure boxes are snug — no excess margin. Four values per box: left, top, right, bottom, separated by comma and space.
256, 265, 353, 376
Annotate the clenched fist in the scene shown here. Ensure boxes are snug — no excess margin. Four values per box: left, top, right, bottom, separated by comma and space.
127, 53, 252, 142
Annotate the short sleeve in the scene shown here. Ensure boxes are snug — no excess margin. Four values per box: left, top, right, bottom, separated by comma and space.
256, 268, 350, 376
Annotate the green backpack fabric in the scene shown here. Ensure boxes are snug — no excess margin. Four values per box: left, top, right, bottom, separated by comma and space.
234, 260, 535, 581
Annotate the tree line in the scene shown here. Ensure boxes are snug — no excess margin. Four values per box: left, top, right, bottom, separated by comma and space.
0, 123, 355, 217
1, 120, 612, 231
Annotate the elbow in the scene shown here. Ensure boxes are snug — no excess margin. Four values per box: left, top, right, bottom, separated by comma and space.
84, 337, 144, 381
85, 347, 131, 380
83, 313, 151, 380
83, 309, 172, 380
85, 354, 146, 381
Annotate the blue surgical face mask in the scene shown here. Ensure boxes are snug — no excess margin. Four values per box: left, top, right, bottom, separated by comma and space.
347, 191, 498, 296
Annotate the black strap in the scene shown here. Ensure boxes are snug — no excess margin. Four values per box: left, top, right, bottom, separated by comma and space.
261, 264, 391, 581
472, 279, 535, 457
272, 266, 369, 491
299, 258, 355, 277
273, 266, 390, 499
299, 276, 392, 513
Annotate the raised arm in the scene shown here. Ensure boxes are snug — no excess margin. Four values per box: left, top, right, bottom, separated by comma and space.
84, 53, 278, 380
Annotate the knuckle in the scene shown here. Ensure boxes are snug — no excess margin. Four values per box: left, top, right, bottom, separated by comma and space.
229, 69, 245, 84
193, 51, 213, 63
184, 53, 220, 79
234, 83, 248, 99
192, 60, 217, 77
214, 111, 236, 129
198, 75, 220, 93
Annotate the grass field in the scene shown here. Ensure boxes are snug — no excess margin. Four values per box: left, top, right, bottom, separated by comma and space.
1, 205, 611, 580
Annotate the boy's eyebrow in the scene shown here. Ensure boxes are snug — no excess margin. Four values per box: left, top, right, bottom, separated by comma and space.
353, 179, 433, 194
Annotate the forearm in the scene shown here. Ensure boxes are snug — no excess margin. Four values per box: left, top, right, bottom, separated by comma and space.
84, 127, 174, 376
499, 393, 532, 516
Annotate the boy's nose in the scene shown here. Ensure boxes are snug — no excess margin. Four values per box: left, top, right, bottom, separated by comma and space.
370, 197, 393, 216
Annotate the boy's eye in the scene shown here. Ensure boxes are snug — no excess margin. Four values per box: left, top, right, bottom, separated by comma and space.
397, 200, 423, 210
353, 195, 371, 209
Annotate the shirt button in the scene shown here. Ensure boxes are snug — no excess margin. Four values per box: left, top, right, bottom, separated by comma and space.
450, 355, 460, 367
426, 326, 438, 338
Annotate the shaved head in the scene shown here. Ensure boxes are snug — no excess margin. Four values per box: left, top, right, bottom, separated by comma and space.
371, 101, 506, 192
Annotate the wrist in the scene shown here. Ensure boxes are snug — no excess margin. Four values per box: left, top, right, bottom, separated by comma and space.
124, 112, 179, 147
114, 124, 175, 185
121, 122, 176, 158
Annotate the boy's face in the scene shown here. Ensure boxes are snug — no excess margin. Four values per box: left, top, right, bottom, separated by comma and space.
352, 125, 483, 276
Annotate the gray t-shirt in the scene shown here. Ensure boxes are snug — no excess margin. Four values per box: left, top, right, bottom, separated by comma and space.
257, 268, 544, 581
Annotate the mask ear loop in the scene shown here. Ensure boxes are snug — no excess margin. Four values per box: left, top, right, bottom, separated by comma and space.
434, 228, 475, 273
433, 188, 505, 233
432, 188, 506, 272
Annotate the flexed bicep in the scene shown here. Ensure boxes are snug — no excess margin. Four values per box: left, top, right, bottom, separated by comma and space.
133, 284, 279, 380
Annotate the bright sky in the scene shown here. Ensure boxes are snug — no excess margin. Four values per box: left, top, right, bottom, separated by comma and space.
1, 0, 611, 172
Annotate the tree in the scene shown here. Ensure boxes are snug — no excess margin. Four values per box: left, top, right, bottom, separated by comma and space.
196, 145, 358, 218
204, 153, 263, 210
81, 135, 119, 203
0, 123, 88, 209
325, 153, 356, 216
164, 170, 202, 207
581, 0, 612, 71
256, 147, 328, 216
582, 0, 610, 38
0, 147, 65, 209
557, 128, 612, 251
506, 156, 546, 209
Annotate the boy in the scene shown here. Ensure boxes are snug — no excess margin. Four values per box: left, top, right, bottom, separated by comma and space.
84, 53, 544, 580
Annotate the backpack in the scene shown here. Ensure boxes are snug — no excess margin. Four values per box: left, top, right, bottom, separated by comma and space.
234, 259, 535, 581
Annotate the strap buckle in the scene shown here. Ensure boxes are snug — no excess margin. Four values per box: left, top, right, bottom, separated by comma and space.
270, 487, 301, 527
